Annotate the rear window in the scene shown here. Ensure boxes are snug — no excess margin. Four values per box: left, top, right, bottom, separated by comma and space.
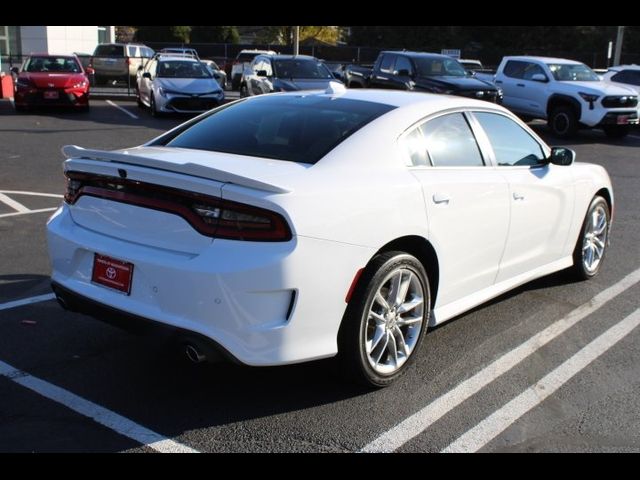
237, 52, 260, 62
161, 95, 395, 164
94, 45, 125, 56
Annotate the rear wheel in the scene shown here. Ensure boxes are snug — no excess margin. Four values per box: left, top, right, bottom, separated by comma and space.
338, 251, 430, 388
549, 106, 578, 138
603, 125, 629, 139
572, 196, 610, 280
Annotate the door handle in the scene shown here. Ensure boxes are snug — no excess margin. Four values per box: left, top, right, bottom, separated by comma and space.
516, 83, 525, 87
495, 80, 503, 84
513, 192, 525, 201
433, 193, 451, 204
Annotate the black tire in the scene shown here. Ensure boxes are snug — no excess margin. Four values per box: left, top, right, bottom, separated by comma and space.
149, 94, 161, 117
338, 251, 431, 388
549, 106, 578, 138
14, 104, 26, 112
603, 125, 630, 139
572, 196, 610, 280
231, 75, 241, 91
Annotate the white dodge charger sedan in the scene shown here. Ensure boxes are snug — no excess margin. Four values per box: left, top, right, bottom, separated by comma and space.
47, 87, 613, 387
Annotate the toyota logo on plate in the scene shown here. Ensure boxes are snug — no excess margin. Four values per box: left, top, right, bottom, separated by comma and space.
105, 267, 117, 280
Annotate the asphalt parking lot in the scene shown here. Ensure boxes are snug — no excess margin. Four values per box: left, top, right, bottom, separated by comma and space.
1, 98, 640, 453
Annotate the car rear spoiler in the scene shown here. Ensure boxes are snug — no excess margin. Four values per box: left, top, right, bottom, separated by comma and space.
61, 145, 291, 194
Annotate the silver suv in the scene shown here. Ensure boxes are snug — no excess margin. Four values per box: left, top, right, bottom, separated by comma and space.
91, 43, 155, 85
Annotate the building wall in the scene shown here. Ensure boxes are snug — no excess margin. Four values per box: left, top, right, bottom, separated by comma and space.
45, 26, 100, 55
19, 26, 48, 55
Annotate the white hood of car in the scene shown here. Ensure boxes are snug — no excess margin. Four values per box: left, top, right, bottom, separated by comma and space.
157, 77, 221, 94
562, 80, 637, 96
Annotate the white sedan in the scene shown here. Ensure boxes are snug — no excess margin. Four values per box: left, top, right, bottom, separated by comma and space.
47, 87, 613, 387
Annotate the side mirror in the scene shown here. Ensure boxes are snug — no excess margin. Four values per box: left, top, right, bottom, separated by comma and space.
142, 72, 151, 79
549, 147, 575, 166
11, 67, 19, 75
332, 72, 342, 80
213, 73, 221, 79
85, 67, 95, 75
531, 73, 548, 83
256, 70, 268, 77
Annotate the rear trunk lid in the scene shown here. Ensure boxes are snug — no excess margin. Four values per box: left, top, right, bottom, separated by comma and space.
62, 145, 302, 253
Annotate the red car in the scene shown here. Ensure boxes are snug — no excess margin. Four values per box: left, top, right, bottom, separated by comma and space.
12, 54, 93, 111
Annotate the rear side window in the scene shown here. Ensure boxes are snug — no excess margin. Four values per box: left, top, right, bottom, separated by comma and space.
503, 60, 528, 79
421, 113, 484, 167
379, 54, 396, 73
162, 96, 395, 164
94, 45, 125, 56
474, 112, 545, 166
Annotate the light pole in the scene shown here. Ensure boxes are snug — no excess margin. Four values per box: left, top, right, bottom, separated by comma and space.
613, 26, 625, 66
293, 26, 299, 56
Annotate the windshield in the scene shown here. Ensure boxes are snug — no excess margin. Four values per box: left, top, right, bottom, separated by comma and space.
25, 56, 82, 73
547, 63, 599, 82
273, 59, 333, 79
413, 57, 467, 77
158, 61, 211, 78
161, 95, 395, 164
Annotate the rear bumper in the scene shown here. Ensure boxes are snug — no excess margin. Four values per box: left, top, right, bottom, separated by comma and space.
51, 281, 238, 362
47, 204, 374, 366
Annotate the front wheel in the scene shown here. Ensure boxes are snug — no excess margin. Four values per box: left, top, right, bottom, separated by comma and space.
572, 196, 610, 280
549, 106, 578, 138
149, 94, 161, 117
338, 251, 430, 388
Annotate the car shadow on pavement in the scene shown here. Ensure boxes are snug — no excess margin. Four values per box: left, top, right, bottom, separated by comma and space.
0, 274, 53, 304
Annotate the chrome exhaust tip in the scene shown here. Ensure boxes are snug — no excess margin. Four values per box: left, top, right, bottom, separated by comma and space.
185, 344, 207, 364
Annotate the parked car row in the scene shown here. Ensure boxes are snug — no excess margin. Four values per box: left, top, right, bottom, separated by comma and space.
135, 52, 225, 116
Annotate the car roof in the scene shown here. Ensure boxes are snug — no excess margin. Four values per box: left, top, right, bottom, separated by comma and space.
267, 54, 318, 61
29, 53, 76, 57
381, 51, 458, 60
264, 87, 505, 112
504, 56, 584, 65
157, 56, 199, 63
608, 64, 640, 72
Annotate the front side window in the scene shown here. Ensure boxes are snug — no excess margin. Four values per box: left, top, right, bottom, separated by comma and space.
522, 63, 547, 81
474, 112, 545, 167
420, 113, 484, 167
160, 95, 395, 164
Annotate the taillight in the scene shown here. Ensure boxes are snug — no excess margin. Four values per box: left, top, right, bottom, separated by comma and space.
64, 171, 292, 242
126, 57, 131, 65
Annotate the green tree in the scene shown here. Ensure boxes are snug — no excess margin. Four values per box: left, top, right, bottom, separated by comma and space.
134, 26, 192, 43
257, 26, 341, 46
190, 26, 240, 43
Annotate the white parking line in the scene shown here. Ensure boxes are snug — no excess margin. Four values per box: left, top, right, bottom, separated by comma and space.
0, 190, 63, 198
105, 100, 139, 120
0, 207, 58, 219
361, 267, 640, 453
0, 192, 30, 213
443, 308, 640, 452
0, 360, 199, 453
0, 293, 56, 311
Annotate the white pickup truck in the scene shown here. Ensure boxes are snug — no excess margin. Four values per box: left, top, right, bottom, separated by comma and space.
494, 56, 638, 138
